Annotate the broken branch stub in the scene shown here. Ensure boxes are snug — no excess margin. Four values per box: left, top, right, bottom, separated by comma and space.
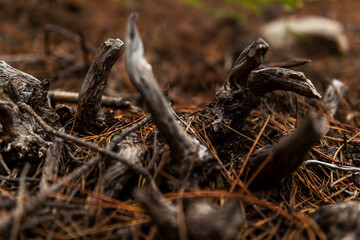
204, 38, 321, 138
227, 38, 269, 89
77, 38, 124, 128
125, 13, 217, 187
246, 112, 328, 191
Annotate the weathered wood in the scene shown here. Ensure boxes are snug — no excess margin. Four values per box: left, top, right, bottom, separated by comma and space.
20, 103, 152, 179
0, 60, 60, 127
77, 38, 124, 128
49, 90, 141, 112
0, 61, 59, 166
125, 13, 217, 188
205, 38, 321, 135
323, 79, 349, 117
227, 38, 269, 89
312, 201, 360, 240
40, 131, 63, 192
102, 139, 148, 198
0, 109, 153, 236
136, 190, 243, 240
245, 111, 328, 191
0, 92, 49, 165
248, 67, 321, 98
10, 163, 30, 240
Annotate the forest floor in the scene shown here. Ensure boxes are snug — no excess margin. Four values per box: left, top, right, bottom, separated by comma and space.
2, 0, 360, 239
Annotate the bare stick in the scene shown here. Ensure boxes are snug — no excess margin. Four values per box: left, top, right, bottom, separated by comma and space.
44, 24, 123, 87
77, 38, 124, 128
303, 159, 360, 172
227, 38, 269, 89
125, 13, 216, 186
49, 90, 141, 111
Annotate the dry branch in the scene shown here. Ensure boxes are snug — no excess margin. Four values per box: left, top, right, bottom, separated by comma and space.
49, 90, 141, 112
125, 13, 217, 188
205, 38, 321, 135
248, 67, 321, 98
246, 111, 328, 191
77, 38, 124, 128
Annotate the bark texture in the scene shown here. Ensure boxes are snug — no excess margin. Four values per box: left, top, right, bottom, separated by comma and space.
0, 61, 60, 167
77, 38, 124, 128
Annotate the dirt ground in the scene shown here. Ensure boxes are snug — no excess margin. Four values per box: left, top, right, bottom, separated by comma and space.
1, 0, 360, 109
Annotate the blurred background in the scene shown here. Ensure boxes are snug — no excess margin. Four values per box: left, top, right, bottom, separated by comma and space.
0, 0, 359, 108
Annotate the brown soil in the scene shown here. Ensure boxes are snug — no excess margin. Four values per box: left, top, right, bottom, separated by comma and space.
2, 0, 358, 108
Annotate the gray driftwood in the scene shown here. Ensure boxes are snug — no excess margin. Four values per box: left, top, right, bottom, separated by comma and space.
125, 13, 217, 188
77, 38, 124, 128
